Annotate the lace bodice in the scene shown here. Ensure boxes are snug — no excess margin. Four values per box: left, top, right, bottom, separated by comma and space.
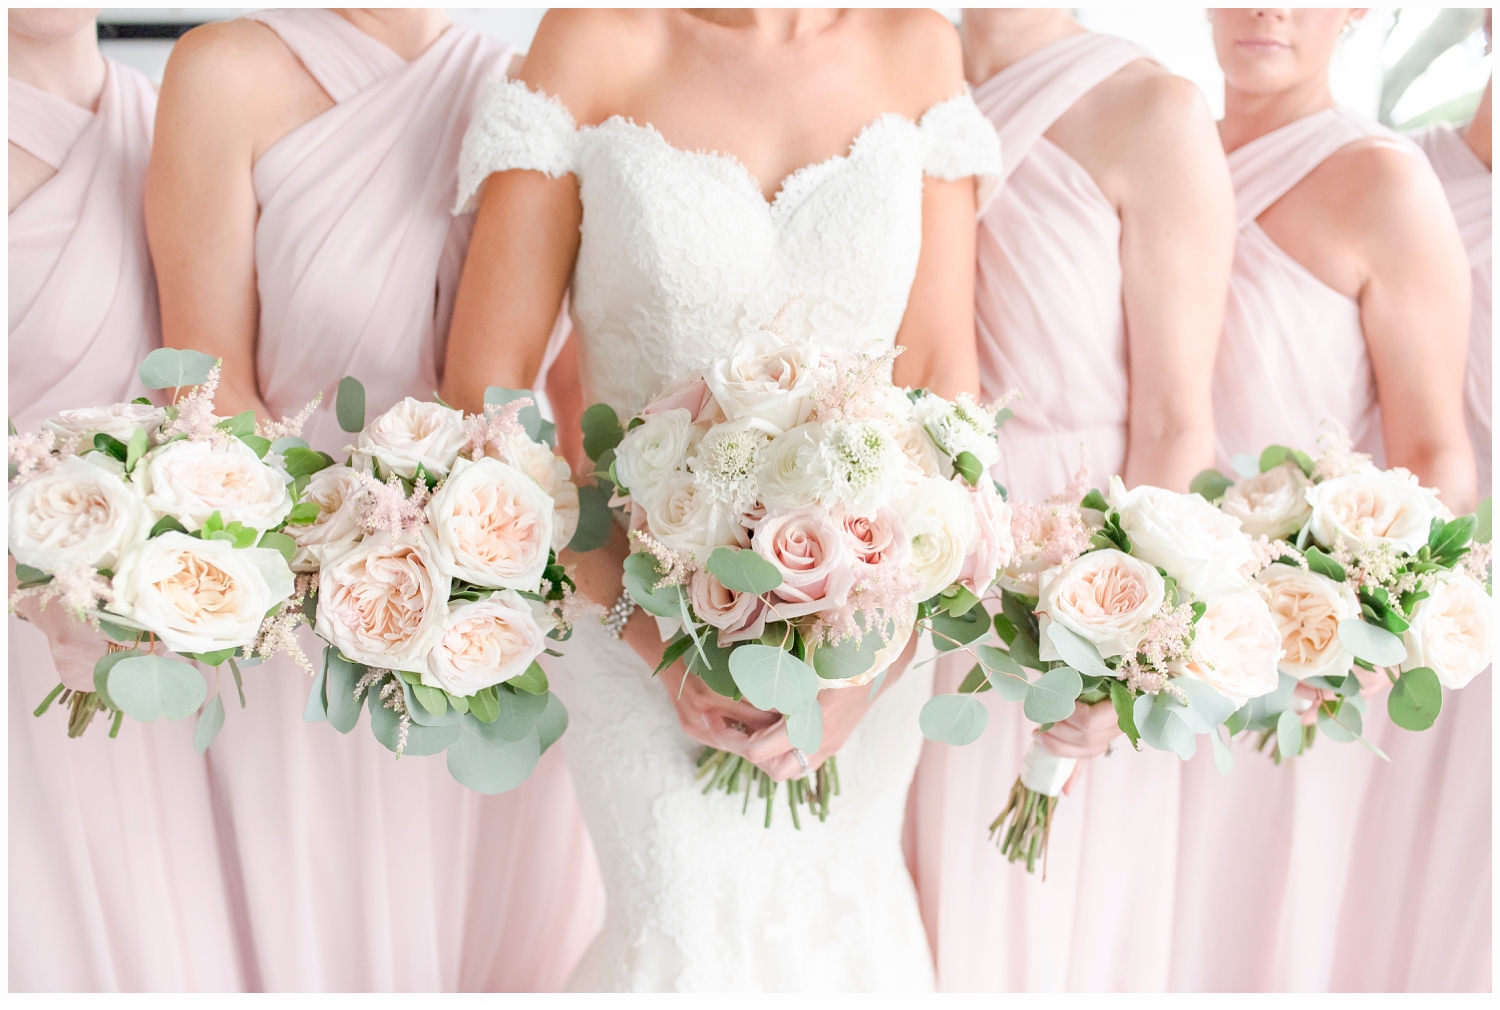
456, 80, 1001, 415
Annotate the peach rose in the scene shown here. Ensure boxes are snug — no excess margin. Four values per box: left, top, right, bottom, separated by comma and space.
1255, 564, 1359, 681
688, 571, 768, 644
8, 455, 152, 573
483, 430, 579, 551
316, 532, 451, 674
1221, 462, 1313, 540
426, 457, 554, 591
137, 438, 292, 533
1036, 548, 1165, 660
1403, 572, 1492, 690
1175, 589, 1283, 707
287, 465, 365, 572
1306, 469, 1442, 556
355, 397, 467, 479
426, 591, 547, 696
752, 506, 855, 619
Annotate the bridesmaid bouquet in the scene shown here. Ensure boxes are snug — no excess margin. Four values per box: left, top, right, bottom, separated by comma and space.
297, 379, 594, 794
9, 349, 307, 747
581, 326, 1015, 827
922, 466, 1284, 874
1192, 428, 1492, 762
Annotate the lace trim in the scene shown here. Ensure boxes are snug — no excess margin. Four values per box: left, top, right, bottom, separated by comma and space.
919, 90, 1003, 183
454, 78, 579, 212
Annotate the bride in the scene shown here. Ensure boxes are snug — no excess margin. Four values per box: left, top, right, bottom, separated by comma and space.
441, 9, 996, 991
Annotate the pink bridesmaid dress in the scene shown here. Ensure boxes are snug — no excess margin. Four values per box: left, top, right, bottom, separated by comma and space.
1319, 123, 1492, 993
908, 32, 1185, 992
8, 61, 246, 990
1171, 108, 1436, 992
204, 9, 602, 991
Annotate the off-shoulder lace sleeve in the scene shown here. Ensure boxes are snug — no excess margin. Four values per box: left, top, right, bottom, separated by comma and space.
919, 92, 1003, 208
454, 79, 580, 213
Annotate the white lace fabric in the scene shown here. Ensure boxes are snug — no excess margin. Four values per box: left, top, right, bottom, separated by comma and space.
456, 79, 999, 992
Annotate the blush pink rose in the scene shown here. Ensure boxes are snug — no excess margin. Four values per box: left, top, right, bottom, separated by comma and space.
752, 506, 855, 619
957, 480, 1013, 597
642, 373, 718, 424
839, 506, 908, 571
689, 571, 768, 644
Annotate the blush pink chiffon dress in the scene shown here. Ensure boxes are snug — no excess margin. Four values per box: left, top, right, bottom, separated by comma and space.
1318, 122, 1492, 993
1170, 107, 1467, 992
8, 61, 247, 991
908, 32, 1187, 992
201, 9, 602, 991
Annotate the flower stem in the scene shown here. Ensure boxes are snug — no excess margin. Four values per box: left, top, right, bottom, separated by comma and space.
989, 776, 1057, 878
695, 747, 842, 828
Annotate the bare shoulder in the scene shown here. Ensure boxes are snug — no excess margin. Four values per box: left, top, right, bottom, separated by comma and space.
860, 9, 964, 115
1070, 61, 1215, 156
520, 9, 663, 125
161, 19, 301, 100
1306, 136, 1448, 237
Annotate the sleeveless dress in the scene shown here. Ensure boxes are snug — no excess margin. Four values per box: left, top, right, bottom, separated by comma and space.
909, 32, 1186, 992
204, 11, 603, 991
1321, 123, 1492, 993
8, 61, 246, 991
1171, 108, 1437, 991
455, 78, 1001, 992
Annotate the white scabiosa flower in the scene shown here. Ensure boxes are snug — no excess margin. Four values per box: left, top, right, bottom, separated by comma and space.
819, 419, 908, 516
911, 392, 1001, 472
689, 420, 771, 514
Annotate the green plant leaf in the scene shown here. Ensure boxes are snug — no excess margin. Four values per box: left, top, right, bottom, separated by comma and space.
1043, 621, 1113, 680
953, 450, 983, 487
786, 703, 824, 753
214, 410, 257, 439
283, 447, 335, 480
1174, 678, 1239, 732
1429, 514, 1477, 564
1110, 679, 1140, 748
411, 682, 448, 718
489, 685, 549, 741
975, 644, 1029, 701
928, 605, 989, 652
13, 562, 52, 588
1188, 469, 1235, 503
1258, 445, 1292, 472
1079, 488, 1110, 512
484, 387, 545, 442
107, 655, 206, 722
256, 530, 297, 564
654, 634, 697, 676
567, 484, 613, 553
958, 664, 992, 694
1135, 692, 1198, 760
622, 551, 684, 617
286, 501, 321, 526
138, 347, 217, 390
1224, 703, 1250, 737
686, 629, 739, 699
336, 376, 366, 433
919, 693, 989, 745
1317, 700, 1362, 743
727, 644, 820, 714
1208, 725, 1234, 774
1024, 667, 1083, 724
271, 436, 309, 455
537, 692, 568, 751
93, 648, 139, 709
468, 685, 500, 724
324, 648, 364, 733
1276, 708, 1303, 759
940, 585, 981, 617
506, 661, 550, 695
367, 689, 460, 755
241, 434, 271, 459
1474, 497, 1492, 544
188, 647, 238, 667
194, 694, 226, 753
446, 715, 542, 794
580, 402, 626, 461
1338, 619, 1408, 667
93, 432, 129, 462
125, 426, 149, 472
811, 628, 882, 681
1387, 666, 1442, 731
1288, 449, 1316, 477
304, 661, 328, 723
706, 546, 783, 595
1303, 546, 1346, 582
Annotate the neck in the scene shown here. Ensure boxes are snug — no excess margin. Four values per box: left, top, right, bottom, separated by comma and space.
7, 20, 106, 112
960, 8, 1084, 87
1219, 74, 1336, 154
684, 9, 843, 42
1464, 77, 1492, 171
332, 8, 449, 61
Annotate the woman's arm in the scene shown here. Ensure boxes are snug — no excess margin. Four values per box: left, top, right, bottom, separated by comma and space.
892, 176, 981, 399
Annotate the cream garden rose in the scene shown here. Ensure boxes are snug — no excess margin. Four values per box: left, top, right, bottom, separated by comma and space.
44, 402, 167, 443
138, 438, 292, 532
110, 532, 294, 654
1109, 476, 1252, 599
355, 397, 467, 480
910, 392, 1001, 473
645, 471, 747, 561
425, 591, 548, 696
8, 456, 153, 572
1175, 589, 1283, 707
895, 477, 980, 601
484, 431, 579, 551
1306, 469, 1443, 556
614, 407, 695, 505
426, 457, 554, 590
1221, 463, 1313, 540
1036, 548, 1165, 660
1255, 563, 1360, 681
703, 332, 820, 434
287, 465, 366, 572
757, 423, 833, 509
1402, 572, 1492, 689
316, 532, 451, 673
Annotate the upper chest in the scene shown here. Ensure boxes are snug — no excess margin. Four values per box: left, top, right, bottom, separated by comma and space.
1242, 147, 1369, 301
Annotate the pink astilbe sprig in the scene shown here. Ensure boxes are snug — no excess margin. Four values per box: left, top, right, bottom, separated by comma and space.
8, 430, 79, 485
1312, 419, 1371, 481
557, 580, 606, 629
10, 565, 114, 622
257, 394, 322, 441
462, 398, 533, 460
162, 363, 232, 445
809, 345, 903, 423
1330, 537, 1427, 598
352, 667, 411, 756
627, 529, 698, 588
1008, 499, 1094, 588
1463, 541, 1493, 585
1240, 535, 1307, 580
1049, 448, 1093, 507
353, 471, 430, 535
760, 295, 804, 338
252, 573, 316, 675
811, 564, 922, 648
1138, 601, 1195, 671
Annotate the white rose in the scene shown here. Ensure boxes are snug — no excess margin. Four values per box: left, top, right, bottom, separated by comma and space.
137, 438, 292, 533
614, 408, 695, 504
1036, 548, 1165, 660
426, 456, 554, 590
110, 532, 294, 654
1221, 463, 1314, 540
703, 331, 820, 434
316, 531, 450, 674
893, 420, 945, 479
1109, 476, 1252, 599
758, 423, 834, 510
8, 456, 153, 572
1255, 563, 1360, 681
425, 591, 547, 696
895, 477, 980, 600
355, 397, 467, 480
911, 393, 1001, 471
1403, 572, 1492, 689
287, 465, 366, 572
484, 430, 579, 551
43, 402, 167, 444
646, 471, 748, 562
1306, 469, 1443, 556
1175, 589, 1283, 707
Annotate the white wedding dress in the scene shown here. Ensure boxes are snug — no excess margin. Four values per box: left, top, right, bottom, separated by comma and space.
456, 80, 1000, 992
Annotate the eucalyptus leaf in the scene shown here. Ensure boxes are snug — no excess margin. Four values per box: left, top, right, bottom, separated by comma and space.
93, 648, 138, 709
567, 484, 613, 553
446, 716, 541, 794
727, 644, 819, 714
686, 629, 739, 699
215, 410, 257, 439
1318, 701, 1361, 742
410, 681, 453, 721
928, 606, 989, 652
1304, 546, 1347, 582
1475, 497, 1492, 544
975, 644, 1029, 701
304, 662, 328, 723
107, 655, 206, 722
537, 692, 569, 751
1387, 666, 1442, 731
786, 703, 824, 753
336, 376, 366, 433
1276, 708, 1303, 759
1136, 694, 1198, 760
506, 661, 549, 695
1231, 453, 1259, 478
953, 450, 983, 487
1174, 678, 1238, 733
397, 679, 460, 728
1110, 679, 1140, 748
138, 347, 217, 390
1208, 725, 1234, 774
1044, 621, 1113, 680
193, 694, 226, 753
367, 690, 459, 756
706, 546, 783, 595
622, 551, 684, 618
1338, 619, 1408, 667
865, 667, 889, 704
811, 628, 881, 681
919, 693, 989, 746
324, 648, 364, 733
1189, 469, 1235, 503
469, 686, 500, 724
125, 427, 149, 472
580, 402, 625, 461
490, 685, 550, 741
1258, 445, 1292, 473
270, 437, 309, 455
1023, 666, 1083, 724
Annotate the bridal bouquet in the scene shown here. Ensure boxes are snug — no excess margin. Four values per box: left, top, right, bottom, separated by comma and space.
1191, 430, 1492, 762
581, 327, 1015, 827
9, 349, 308, 747
297, 379, 593, 794
921, 465, 1284, 873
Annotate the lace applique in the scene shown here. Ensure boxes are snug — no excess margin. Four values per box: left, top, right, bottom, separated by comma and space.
454, 78, 579, 212
919, 90, 1003, 184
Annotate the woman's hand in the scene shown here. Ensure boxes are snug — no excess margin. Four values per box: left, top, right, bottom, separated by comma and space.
1036, 699, 1122, 796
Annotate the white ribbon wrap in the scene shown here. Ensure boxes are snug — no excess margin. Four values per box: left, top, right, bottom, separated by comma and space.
1019, 740, 1076, 797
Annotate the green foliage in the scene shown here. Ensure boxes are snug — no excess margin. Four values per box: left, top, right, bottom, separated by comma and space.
257, 530, 297, 564
138, 347, 217, 390
367, 689, 459, 755
786, 703, 824, 752
285, 501, 321, 526
953, 451, 984, 487
1135, 692, 1197, 760
1387, 666, 1442, 731
214, 411, 257, 439
411, 682, 449, 718
93, 649, 137, 709
1475, 497, 1492, 544
484, 387, 546, 443
303, 663, 328, 723
1428, 514, 1476, 567
706, 546, 783, 594
975, 645, 1029, 701
107, 655, 206, 722
1189, 469, 1236, 503
567, 484, 613, 552
446, 715, 542, 794
622, 551, 684, 617
1276, 708, 1303, 759
1023, 667, 1082, 724
1338, 618, 1408, 667
654, 634, 697, 676
1043, 622, 1113, 680
507, 661, 550, 695
283, 447, 335, 480
1303, 546, 1347, 582
537, 693, 568, 751
727, 644, 819, 714
919, 693, 989, 746
324, 648, 364, 733
1079, 488, 1109, 512
580, 403, 626, 461
489, 685, 549, 741
125, 427, 149, 472
194, 694, 226, 753
686, 629, 740, 699
928, 605, 988, 652
999, 591, 1042, 670
468, 685, 500, 724
811, 628, 882, 681
938, 584, 981, 617
13, 563, 52, 589
1110, 679, 1139, 748
958, 664, 992, 695
240, 435, 271, 459
336, 376, 366, 433
93, 432, 129, 462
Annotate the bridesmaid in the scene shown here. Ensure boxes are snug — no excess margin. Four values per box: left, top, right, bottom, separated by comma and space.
1326, 62, 1493, 992
1171, 9, 1474, 992
146, 8, 602, 990
910, 8, 1235, 991
8, 7, 244, 991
